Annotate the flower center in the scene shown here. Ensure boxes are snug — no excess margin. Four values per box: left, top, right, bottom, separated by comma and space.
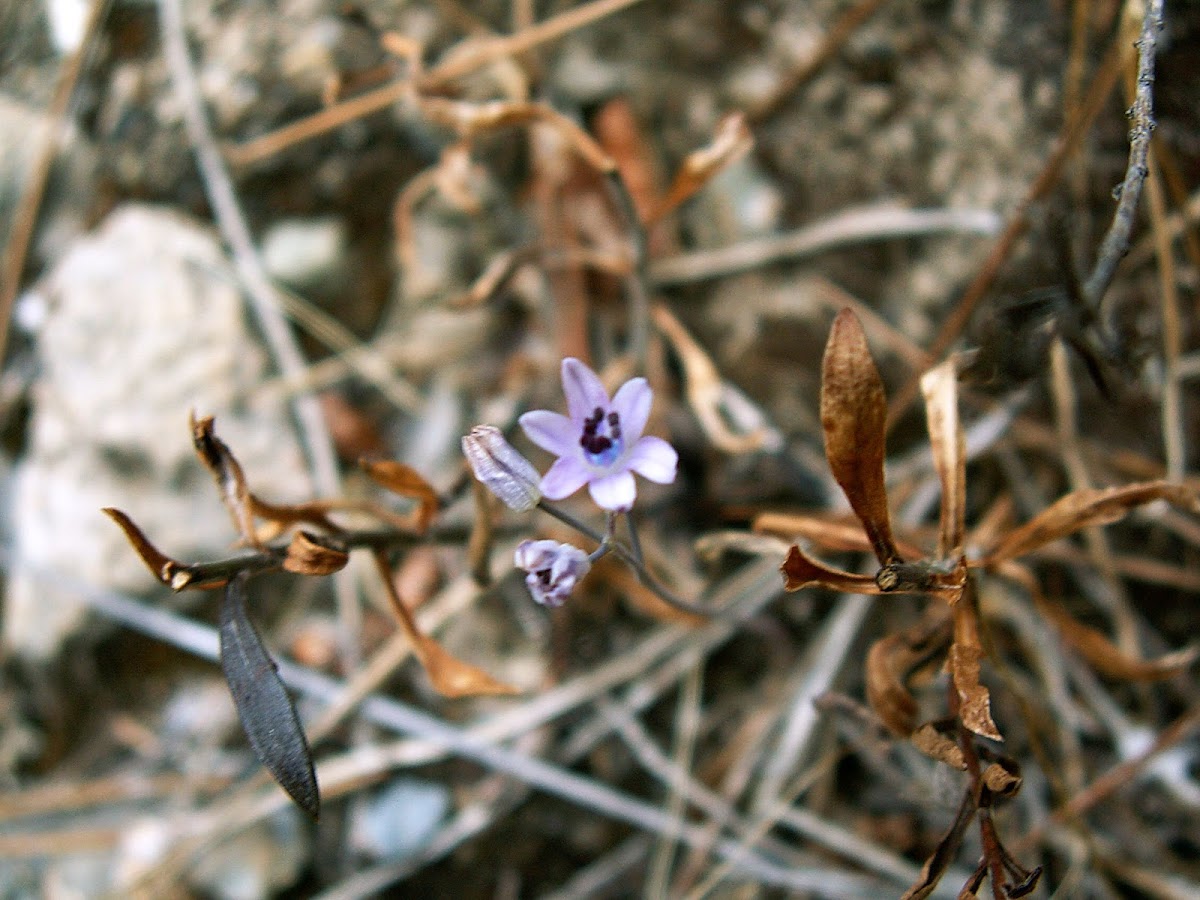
579, 406, 623, 466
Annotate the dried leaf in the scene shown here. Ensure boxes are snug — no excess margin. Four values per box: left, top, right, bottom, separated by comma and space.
912, 723, 966, 769
102, 508, 188, 589
980, 761, 1021, 799
372, 553, 517, 698
753, 512, 926, 559
983, 480, 1198, 565
191, 413, 260, 549
820, 309, 900, 566
1034, 590, 1198, 681
781, 545, 886, 595
651, 112, 753, 223
282, 531, 350, 576
866, 610, 953, 737
652, 303, 771, 454
219, 574, 319, 819
948, 590, 1002, 741
920, 358, 966, 557
900, 788, 975, 900
361, 460, 440, 532
248, 495, 341, 540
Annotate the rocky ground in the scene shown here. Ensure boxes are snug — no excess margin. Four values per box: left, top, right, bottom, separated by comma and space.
1, 0, 1198, 897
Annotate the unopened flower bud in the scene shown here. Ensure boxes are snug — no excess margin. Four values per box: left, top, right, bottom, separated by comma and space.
514, 540, 591, 608
462, 425, 542, 511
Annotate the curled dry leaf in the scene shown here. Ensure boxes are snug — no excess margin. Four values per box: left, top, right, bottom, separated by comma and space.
947, 589, 1002, 741
911, 723, 966, 770
219, 573, 319, 819
248, 495, 341, 540
372, 552, 517, 698
981, 761, 1021, 800
983, 480, 1198, 565
191, 413, 260, 549
651, 303, 771, 454
651, 111, 753, 223
865, 610, 953, 736
781, 544, 886, 595
820, 309, 900, 566
361, 460, 440, 533
919, 358, 966, 557
282, 531, 350, 576
102, 507, 188, 589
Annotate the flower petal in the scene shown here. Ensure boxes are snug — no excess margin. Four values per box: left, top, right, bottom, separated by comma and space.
561, 358, 610, 423
588, 471, 637, 510
626, 435, 678, 484
610, 377, 651, 443
518, 410, 577, 456
539, 456, 590, 500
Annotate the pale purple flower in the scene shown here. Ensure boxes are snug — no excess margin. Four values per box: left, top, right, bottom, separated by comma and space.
514, 539, 591, 607
518, 358, 677, 511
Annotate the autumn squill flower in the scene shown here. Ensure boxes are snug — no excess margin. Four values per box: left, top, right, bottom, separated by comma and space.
518, 358, 677, 511
514, 539, 591, 607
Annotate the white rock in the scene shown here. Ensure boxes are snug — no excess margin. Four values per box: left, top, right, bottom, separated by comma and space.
6, 204, 312, 657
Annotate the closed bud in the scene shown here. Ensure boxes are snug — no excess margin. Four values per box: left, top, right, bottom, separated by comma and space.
514, 540, 591, 608
462, 425, 542, 512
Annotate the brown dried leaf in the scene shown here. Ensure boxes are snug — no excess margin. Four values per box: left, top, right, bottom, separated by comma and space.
865, 610, 954, 736
900, 789, 975, 900
102, 508, 188, 589
920, 358, 966, 557
754, 512, 926, 559
948, 593, 1002, 741
191, 413, 260, 549
911, 723, 966, 769
413, 633, 520, 698
981, 761, 1021, 799
372, 552, 517, 698
651, 112, 753, 223
248, 495, 341, 540
821, 309, 900, 566
282, 531, 350, 576
1034, 590, 1198, 681
983, 480, 1198, 565
361, 460, 439, 533
781, 545, 886, 595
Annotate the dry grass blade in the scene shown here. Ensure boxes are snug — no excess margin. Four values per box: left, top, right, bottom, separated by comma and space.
282, 531, 350, 576
361, 460, 440, 533
920, 359, 966, 557
947, 581, 1002, 741
754, 511, 926, 559
780, 545, 886, 595
371, 552, 517, 698
983, 480, 1198, 565
649, 112, 753, 224
821, 309, 900, 566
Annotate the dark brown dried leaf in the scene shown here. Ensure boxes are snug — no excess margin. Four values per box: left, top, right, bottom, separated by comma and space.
282, 531, 350, 576
361, 460, 440, 533
820, 309, 900, 566
191, 413, 260, 548
983, 480, 1198, 565
781, 544, 887, 595
900, 788, 976, 900
102, 507, 187, 588
219, 573, 319, 819
920, 358, 966, 557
